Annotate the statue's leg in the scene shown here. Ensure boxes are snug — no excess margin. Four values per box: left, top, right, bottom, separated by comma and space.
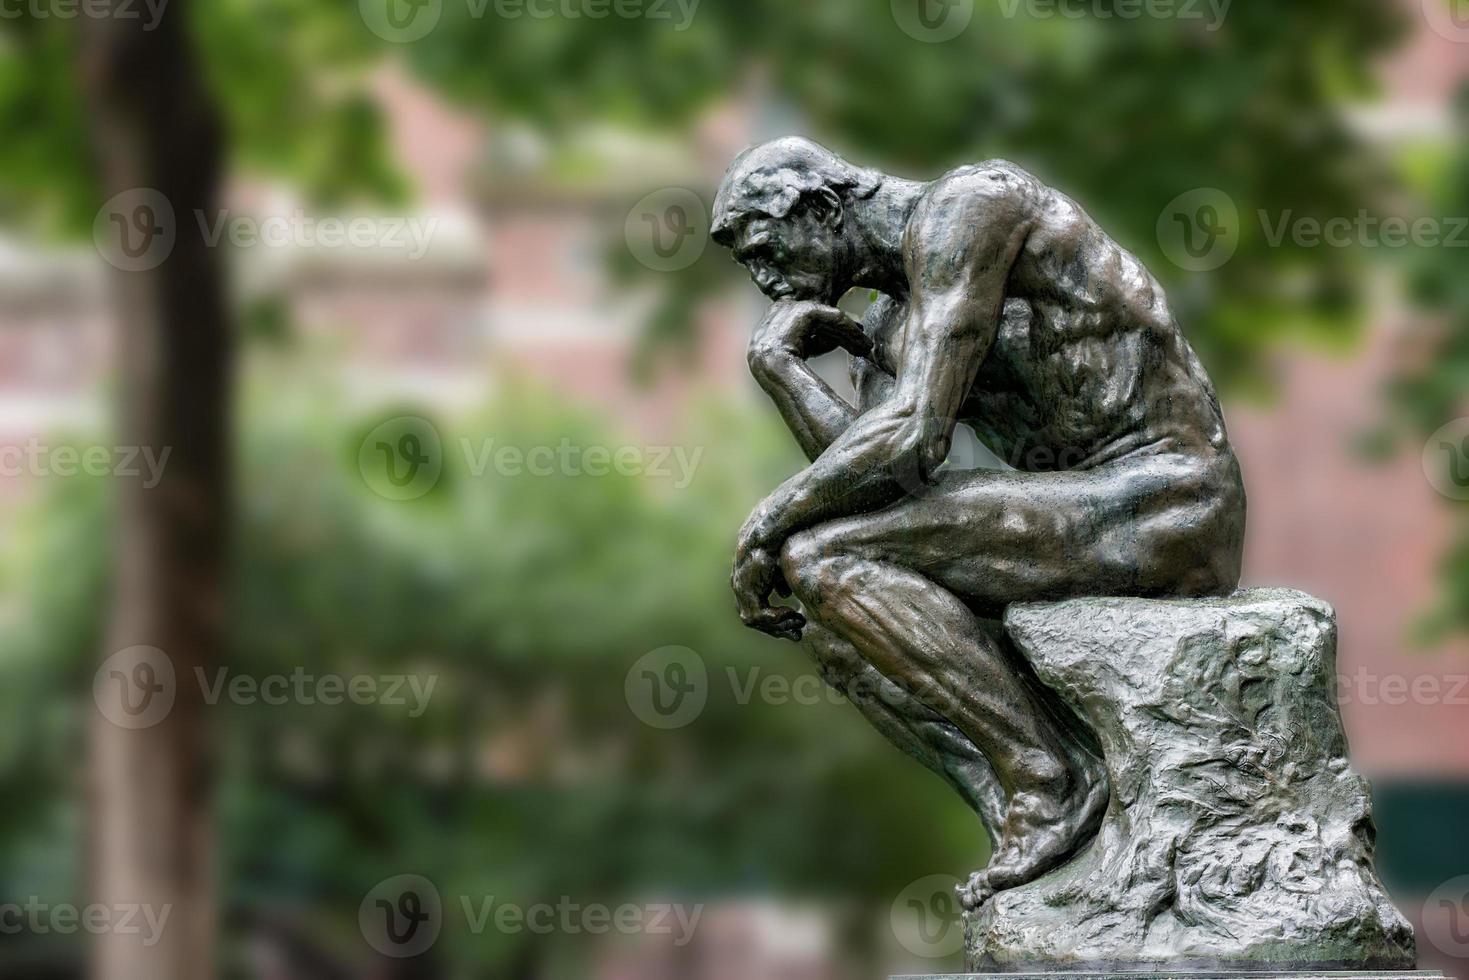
781, 529, 1106, 905
778, 452, 1242, 904
802, 620, 1007, 841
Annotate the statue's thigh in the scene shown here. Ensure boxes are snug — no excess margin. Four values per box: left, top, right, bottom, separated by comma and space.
802, 453, 1234, 608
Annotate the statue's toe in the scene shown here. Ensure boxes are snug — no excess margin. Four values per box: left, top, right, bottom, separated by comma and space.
957, 870, 994, 912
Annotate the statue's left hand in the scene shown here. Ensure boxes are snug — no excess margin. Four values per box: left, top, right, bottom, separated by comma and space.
731, 541, 806, 642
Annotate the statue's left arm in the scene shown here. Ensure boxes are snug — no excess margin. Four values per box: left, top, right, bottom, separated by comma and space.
732, 175, 1036, 635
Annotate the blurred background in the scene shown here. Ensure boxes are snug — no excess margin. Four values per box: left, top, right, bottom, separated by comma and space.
0, 0, 1467, 977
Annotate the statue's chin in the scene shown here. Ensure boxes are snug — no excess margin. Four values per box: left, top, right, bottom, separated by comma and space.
765, 275, 834, 303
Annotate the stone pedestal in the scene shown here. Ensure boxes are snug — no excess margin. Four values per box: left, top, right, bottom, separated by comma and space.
895, 974, 1445, 980
966, 590, 1415, 973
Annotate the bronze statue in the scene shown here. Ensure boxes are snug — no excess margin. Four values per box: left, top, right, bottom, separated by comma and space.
714, 137, 1245, 906
712, 139, 1416, 972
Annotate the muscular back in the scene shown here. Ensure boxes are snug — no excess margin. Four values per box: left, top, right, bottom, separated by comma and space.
859, 163, 1232, 473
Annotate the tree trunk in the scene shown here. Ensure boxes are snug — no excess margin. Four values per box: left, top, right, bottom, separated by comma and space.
80, 4, 230, 979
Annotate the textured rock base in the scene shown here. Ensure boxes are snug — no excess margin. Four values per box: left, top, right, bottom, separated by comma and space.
966, 590, 1416, 973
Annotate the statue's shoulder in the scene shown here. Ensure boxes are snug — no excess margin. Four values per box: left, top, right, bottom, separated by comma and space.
906, 160, 1048, 246
925, 159, 1046, 204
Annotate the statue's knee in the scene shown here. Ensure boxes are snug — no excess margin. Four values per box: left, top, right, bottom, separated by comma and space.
780, 530, 839, 604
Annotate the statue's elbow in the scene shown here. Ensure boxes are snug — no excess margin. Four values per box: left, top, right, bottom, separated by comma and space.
915, 432, 952, 483
887, 415, 951, 486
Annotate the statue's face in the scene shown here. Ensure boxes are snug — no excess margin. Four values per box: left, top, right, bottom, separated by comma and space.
729, 207, 843, 303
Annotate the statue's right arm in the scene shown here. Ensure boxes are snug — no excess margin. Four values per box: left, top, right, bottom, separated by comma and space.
747, 302, 888, 463
749, 349, 856, 463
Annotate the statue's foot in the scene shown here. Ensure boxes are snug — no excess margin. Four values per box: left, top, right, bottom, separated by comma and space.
958, 752, 1108, 912
958, 869, 996, 909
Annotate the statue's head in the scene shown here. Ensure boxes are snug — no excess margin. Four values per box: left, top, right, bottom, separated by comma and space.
712, 137, 882, 303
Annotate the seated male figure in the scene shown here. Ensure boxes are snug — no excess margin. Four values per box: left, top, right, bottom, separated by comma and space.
712, 138, 1246, 905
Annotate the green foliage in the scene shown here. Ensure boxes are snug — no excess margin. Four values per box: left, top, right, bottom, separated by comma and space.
0, 16, 97, 236
0, 0, 405, 230
0, 381, 983, 971
193, 0, 408, 205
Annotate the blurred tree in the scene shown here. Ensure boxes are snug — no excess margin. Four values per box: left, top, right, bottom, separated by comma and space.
76, 7, 232, 980
0, 2, 397, 977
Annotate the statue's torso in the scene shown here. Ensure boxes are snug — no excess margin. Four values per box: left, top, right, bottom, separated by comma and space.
862, 166, 1233, 473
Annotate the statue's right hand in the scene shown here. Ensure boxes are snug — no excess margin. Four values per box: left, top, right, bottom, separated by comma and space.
749, 301, 873, 371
